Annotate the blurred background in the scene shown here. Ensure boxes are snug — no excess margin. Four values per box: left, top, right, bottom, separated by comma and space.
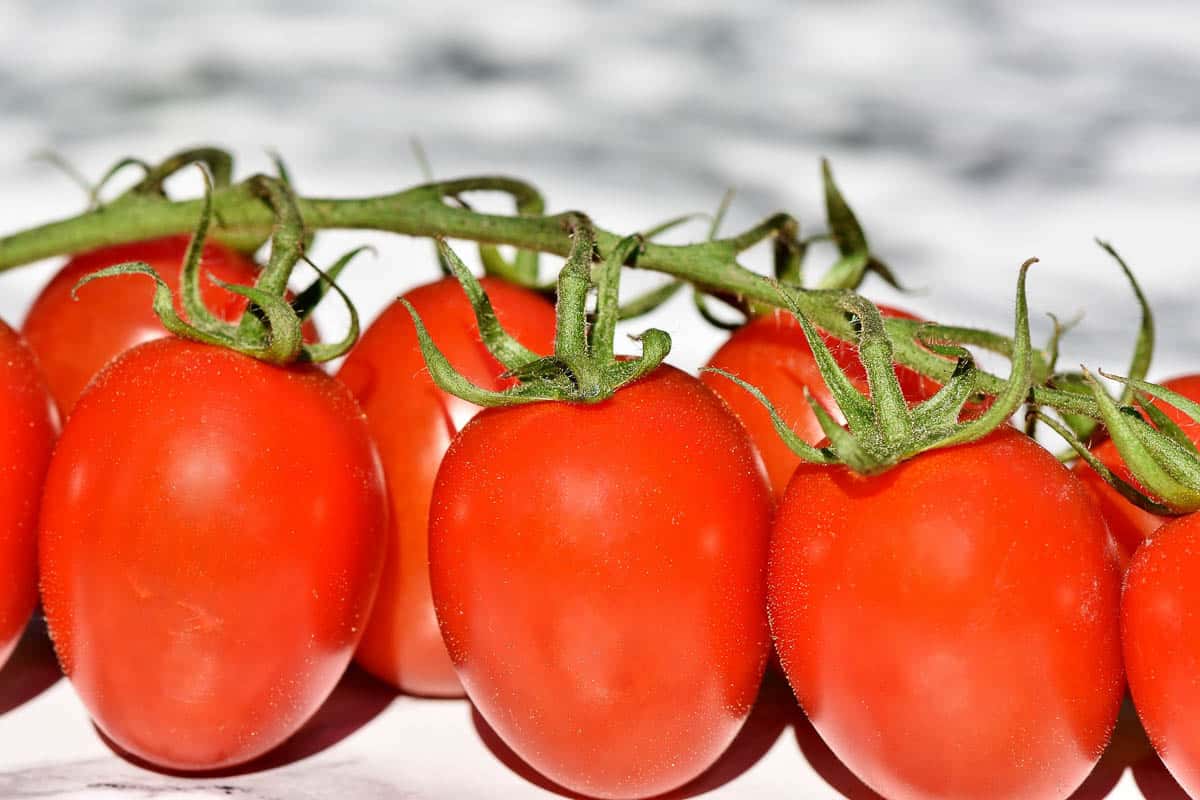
2, 0, 1198, 378
1, 3, 1197, 797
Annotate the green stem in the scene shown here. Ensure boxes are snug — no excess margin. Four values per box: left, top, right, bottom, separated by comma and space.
0, 173, 1098, 420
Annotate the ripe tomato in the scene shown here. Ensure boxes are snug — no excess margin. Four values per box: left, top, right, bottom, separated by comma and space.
1072, 374, 1200, 568
1123, 512, 1200, 797
21, 235, 318, 418
0, 320, 56, 670
429, 366, 772, 799
771, 427, 1123, 800
701, 306, 939, 496
38, 338, 386, 770
337, 276, 556, 697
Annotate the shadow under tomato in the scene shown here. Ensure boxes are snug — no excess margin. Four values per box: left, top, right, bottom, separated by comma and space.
470, 670, 798, 800
793, 712, 884, 800
0, 614, 63, 715
1133, 755, 1191, 799
794, 692, 1155, 800
99, 663, 397, 777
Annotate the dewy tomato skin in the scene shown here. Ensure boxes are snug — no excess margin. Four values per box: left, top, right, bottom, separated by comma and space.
701, 306, 938, 496
38, 338, 387, 771
1072, 374, 1200, 568
771, 427, 1123, 800
21, 235, 318, 418
338, 276, 556, 697
0, 321, 56, 669
429, 366, 771, 800
1123, 513, 1200, 797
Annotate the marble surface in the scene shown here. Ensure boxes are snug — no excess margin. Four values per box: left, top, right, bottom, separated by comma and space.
1, 1, 1199, 797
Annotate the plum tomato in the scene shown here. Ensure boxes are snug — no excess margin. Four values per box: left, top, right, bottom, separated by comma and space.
1123, 512, 1200, 798
0, 320, 57, 669
771, 427, 1123, 800
337, 276, 556, 697
38, 338, 386, 770
429, 366, 772, 799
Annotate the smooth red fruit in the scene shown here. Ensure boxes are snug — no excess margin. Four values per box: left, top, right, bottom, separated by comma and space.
1124, 513, 1200, 797
21, 235, 318, 418
1073, 374, 1200, 568
338, 276, 556, 697
0, 321, 57, 669
702, 306, 939, 496
430, 366, 771, 799
771, 427, 1123, 800
38, 338, 386, 771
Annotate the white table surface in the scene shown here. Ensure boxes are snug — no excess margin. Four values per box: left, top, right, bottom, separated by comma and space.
2, 1, 1198, 797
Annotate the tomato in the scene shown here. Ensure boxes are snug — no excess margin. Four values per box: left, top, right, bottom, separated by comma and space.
0, 320, 56, 669
21, 235, 318, 418
337, 276, 556, 697
701, 306, 939, 496
1073, 374, 1200, 568
38, 338, 386, 770
429, 366, 771, 799
771, 427, 1123, 800
1124, 513, 1200, 797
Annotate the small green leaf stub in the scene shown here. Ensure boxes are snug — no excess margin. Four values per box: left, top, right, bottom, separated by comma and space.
70, 167, 363, 365
705, 258, 1038, 475
409, 227, 672, 408
1076, 370, 1200, 514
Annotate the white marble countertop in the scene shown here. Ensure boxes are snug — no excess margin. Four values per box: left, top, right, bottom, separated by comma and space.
2, 1, 1198, 797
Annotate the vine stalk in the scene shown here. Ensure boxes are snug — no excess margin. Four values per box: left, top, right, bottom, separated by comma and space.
0, 173, 1096, 419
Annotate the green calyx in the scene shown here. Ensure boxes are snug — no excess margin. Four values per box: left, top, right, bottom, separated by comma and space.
706, 258, 1037, 475
1032, 239, 1200, 512
1042, 240, 1155, 444
404, 217, 671, 407
1046, 372, 1200, 515
71, 165, 365, 365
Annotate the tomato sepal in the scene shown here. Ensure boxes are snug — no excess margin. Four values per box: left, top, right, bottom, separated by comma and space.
406, 217, 672, 407
707, 258, 1036, 475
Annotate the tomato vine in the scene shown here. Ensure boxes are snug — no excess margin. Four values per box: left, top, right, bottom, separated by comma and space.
3, 145, 1199, 512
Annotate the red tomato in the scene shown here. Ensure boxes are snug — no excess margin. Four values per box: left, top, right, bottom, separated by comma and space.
429, 366, 771, 799
21, 235, 318, 418
771, 427, 1123, 800
0, 321, 56, 669
337, 276, 556, 697
1124, 513, 1200, 797
1073, 374, 1200, 568
38, 338, 386, 770
701, 306, 939, 496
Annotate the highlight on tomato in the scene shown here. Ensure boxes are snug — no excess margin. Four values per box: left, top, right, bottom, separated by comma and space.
36, 175, 386, 771
0, 319, 57, 670
21, 234, 318, 418
337, 270, 556, 697
406, 231, 772, 799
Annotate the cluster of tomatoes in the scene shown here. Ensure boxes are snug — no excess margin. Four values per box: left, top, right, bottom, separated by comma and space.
1, 233, 1199, 800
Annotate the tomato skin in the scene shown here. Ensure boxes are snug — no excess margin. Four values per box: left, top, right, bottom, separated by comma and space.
429, 366, 772, 799
701, 306, 938, 496
1123, 514, 1200, 797
21, 235, 317, 418
0, 321, 57, 669
771, 428, 1123, 800
337, 276, 556, 697
1073, 374, 1200, 568
38, 338, 386, 771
